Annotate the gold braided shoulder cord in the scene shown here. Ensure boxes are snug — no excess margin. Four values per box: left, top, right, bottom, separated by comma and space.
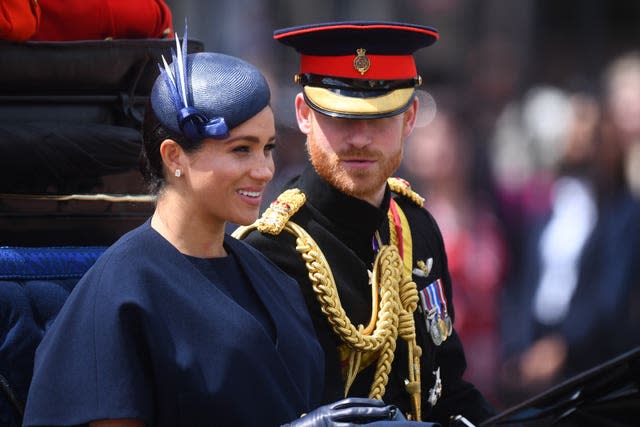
387, 177, 425, 207
233, 188, 423, 420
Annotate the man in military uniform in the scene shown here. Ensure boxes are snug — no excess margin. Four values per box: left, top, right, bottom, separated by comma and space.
236, 21, 495, 426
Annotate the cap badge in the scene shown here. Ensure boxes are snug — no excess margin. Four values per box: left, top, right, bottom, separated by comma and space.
353, 48, 370, 75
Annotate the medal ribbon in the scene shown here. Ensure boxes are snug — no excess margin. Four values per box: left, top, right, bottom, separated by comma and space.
420, 280, 442, 317
434, 278, 450, 318
419, 279, 449, 330
419, 286, 435, 313
427, 281, 444, 316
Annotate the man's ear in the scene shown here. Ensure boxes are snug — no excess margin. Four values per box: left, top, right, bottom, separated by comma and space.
159, 138, 183, 176
402, 96, 420, 138
295, 92, 312, 135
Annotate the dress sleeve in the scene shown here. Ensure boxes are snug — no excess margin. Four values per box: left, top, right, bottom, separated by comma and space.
23, 255, 154, 427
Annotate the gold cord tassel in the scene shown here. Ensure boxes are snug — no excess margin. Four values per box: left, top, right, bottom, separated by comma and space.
398, 274, 422, 420
289, 222, 421, 420
344, 348, 362, 396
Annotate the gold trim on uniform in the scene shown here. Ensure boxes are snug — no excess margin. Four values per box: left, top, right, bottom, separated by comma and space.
387, 177, 425, 207
255, 188, 306, 235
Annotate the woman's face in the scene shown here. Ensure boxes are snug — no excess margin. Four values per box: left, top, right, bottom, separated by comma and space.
182, 106, 276, 226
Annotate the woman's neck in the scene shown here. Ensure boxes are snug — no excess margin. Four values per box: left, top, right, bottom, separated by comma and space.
151, 192, 227, 258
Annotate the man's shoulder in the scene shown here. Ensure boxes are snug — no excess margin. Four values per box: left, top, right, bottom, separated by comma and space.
247, 188, 307, 236
236, 212, 311, 287
235, 214, 301, 259
388, 178, 443, 239
387, 177, 425, 207
388, 178, 432, 219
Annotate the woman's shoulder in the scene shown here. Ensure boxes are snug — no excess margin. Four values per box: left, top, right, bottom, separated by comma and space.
77, 222, 169, 293
97, 221, 171, 265
104, 220, 155, 253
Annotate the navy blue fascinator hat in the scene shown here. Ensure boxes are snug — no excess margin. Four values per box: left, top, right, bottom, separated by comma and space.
151, 29, 270, 140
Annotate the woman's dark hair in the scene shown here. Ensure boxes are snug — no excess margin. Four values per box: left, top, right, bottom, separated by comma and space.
139, 101, 205, 194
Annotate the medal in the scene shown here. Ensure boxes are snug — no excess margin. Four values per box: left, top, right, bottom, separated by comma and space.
433, 278, 452, 340
444, 315, 453, 336
437, 317, 448, 342
418, 278, 451, 346
419, 293, 442, 346
429, 318, 443, 346
428, 367, 442, 407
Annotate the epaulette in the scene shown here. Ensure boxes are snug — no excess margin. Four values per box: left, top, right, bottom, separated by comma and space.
255, 188, 306, 235
387, 177, 425, 207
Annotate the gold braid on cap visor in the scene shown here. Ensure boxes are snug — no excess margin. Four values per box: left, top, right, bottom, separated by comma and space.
303, 86, 415, 116
232, 187, 423, 421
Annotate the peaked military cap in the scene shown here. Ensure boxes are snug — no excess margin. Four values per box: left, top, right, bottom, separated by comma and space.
274, 21, 439, 119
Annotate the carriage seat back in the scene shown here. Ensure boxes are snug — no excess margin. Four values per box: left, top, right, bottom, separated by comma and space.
0, 246, 105, 427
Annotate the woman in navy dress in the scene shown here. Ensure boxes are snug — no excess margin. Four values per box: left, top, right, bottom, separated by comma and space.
20, 32, 326, 427
22, 30, 434, 427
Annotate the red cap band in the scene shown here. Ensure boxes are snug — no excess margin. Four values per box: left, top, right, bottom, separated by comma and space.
300, 54, 417, 80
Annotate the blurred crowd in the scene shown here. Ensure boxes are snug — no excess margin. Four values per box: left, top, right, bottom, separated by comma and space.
399, 51, 640, 408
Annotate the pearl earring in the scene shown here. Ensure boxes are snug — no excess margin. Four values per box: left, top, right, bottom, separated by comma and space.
174, 169, 182, 177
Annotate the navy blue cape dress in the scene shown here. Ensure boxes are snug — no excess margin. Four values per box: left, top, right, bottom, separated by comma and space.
23, 220, 324, 427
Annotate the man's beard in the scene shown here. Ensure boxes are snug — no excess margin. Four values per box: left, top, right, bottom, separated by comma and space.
308, 140, 402, 202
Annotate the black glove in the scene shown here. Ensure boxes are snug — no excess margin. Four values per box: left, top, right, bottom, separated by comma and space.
283, 397, 401, 427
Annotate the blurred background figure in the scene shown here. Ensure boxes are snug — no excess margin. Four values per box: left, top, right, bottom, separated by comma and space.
590, 49, 640, 364
489, 86, 573, 257
497, 60, 640, 405
496, 86, 600, 404
601, 51, 640, 200
402, 98, 509, 406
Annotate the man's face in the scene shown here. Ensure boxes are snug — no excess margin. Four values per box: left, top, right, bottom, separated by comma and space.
295, 93, 417, 206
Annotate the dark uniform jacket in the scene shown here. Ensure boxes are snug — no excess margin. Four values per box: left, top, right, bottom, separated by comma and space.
243, 166, 495, 425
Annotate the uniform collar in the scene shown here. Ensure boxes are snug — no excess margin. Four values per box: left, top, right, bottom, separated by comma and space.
296, 165, 391, 235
